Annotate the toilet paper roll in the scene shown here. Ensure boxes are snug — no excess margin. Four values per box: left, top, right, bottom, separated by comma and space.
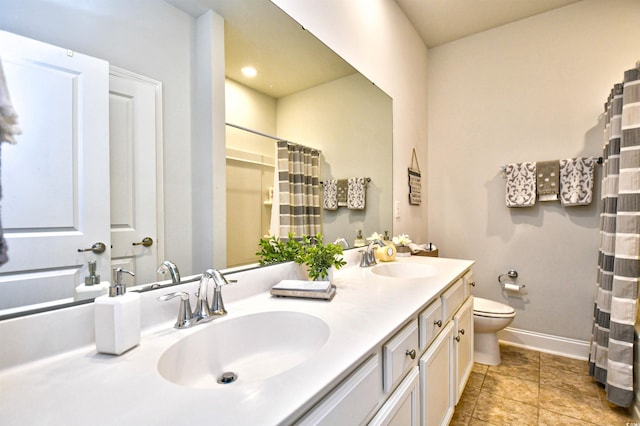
503, 283, 521, 292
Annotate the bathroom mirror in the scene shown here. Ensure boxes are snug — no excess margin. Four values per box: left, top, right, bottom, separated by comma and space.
0, 0, 392, 318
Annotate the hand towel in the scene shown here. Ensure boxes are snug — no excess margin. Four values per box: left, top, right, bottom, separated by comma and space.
337, 179, 348, 207
536, 160, 560, 201
347, 177, 366, 210
559, 158, 595, 206
505, 162, 536, 207
322, 179, 338, 210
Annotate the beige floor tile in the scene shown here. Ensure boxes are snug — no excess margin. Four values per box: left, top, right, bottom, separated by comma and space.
465, 371, 485, 395
539, 352, 587, 375
473, 392, 538, 426
538, 384, 608, 424
468, 417, 498, 426
473, 362, 489, 375
489, 360, 540, 383
539, 364, 600, 398
538, 408, 594, 425
481, 370, 539, 405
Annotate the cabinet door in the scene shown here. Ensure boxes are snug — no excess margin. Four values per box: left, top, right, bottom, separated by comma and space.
420, 321, 454, 426
454, 296, 474, 404
369, 366, 420, 426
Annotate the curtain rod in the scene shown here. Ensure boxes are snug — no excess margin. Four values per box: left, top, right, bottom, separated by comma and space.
225, 122, 287, 142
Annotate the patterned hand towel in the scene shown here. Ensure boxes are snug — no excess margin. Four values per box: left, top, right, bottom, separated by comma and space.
537, 160, 560, 201
337, 179, 348, 207
505, 162, 536, 207
347, 177, 366, 210
559, 158, 595, 206
322, 179, 338, 210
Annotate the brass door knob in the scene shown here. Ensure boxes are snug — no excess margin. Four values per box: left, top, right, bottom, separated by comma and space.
77, 242, 106, 254
133, 237, 153, 247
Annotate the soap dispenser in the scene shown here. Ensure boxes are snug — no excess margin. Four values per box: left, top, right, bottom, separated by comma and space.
94, 268, 140, 355
73, 260, 110, 301
376, 231, 397, 262
354, 229, 366, 248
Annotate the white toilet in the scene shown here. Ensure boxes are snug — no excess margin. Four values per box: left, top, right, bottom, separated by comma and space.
473, 297, 516, 365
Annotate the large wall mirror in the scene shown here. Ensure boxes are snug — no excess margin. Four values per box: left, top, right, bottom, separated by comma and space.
0, 0, 392, 318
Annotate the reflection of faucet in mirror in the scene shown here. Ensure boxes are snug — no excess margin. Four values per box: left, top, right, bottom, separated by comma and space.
333, 237, 350, 249
360, 239, 386, 268
157, 260, 181, 284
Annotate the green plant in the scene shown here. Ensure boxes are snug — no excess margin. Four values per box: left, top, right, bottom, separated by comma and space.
296, 233, 347, 281
256, 232, 301, 265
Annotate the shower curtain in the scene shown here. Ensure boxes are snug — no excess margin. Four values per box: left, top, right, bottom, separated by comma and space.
589, 66, 640, 407
269, 140, 321, 238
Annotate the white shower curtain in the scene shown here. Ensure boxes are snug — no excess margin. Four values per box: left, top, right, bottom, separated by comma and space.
269, 140, 321, 239
589, 66, 640, 407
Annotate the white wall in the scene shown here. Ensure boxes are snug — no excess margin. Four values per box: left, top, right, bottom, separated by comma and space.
427, 0, 640, 341
0, 0, 196, 273
272, 0, 430, 242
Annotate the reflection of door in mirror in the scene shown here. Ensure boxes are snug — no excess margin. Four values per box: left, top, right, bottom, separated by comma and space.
108, 68, 164, 285
0, 30, 110, 312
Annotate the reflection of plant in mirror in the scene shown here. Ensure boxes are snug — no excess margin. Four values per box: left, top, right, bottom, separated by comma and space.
256, 232, 301, 265
297, 234, 347, 281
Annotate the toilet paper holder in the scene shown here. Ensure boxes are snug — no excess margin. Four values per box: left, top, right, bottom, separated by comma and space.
498, 269, 526, 290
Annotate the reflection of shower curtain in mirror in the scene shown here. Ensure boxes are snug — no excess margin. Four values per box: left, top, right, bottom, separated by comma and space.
589, 67, 640, 407
270, 140, 321, 238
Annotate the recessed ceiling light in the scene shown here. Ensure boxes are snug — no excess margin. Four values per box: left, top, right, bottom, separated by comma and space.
241, 66, 257, 78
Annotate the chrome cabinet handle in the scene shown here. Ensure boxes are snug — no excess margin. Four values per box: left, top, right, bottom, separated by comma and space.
133, 237, 153, 247
77, 242, 106, 254
405, 349, 416, 360
434, 320, 442, 327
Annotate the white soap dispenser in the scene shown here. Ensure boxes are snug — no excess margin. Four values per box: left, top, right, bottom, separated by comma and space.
73, 260, 109, 301
94, 268, 140, 355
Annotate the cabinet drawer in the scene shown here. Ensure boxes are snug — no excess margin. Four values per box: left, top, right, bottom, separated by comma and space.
463, 270, 475, 299
297, 353, 382, 425
419, 299, 443, 351
441, 278, 464, 321
383, 320, 419, 393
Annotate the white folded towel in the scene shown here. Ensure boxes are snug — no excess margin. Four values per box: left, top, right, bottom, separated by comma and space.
559, 158, 595, 206
272, 279, 331, 292
323, 179, 338, 210
505, 162, 537, 207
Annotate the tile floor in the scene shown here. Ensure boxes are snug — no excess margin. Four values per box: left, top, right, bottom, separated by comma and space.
451, 344, 636, 425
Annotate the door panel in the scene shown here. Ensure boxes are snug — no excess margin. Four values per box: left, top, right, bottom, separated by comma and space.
0, 30, 109, 310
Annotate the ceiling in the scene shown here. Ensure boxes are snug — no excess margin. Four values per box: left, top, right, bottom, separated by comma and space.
395, 0, 584, 48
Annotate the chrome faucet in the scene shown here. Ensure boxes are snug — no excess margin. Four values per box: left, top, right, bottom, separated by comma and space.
158, 268, 234, 329
157, 260, 181, 284
333, 237, 350, 249
360, 239, 386, 267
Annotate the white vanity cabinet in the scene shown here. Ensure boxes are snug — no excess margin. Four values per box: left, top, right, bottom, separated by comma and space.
420, 321, 455, 426
370, 366, 421, 426
453, 296, 474, 403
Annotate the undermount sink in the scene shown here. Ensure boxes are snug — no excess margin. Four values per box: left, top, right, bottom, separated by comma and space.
371, 262, 437, 279
157, 311, 330, 389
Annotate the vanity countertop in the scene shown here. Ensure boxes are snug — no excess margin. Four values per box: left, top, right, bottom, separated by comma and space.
0, 256, 473, 425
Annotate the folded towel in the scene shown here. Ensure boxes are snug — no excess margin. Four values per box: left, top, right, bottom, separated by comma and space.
505, 162, 537, 207
347, 177, 366, 210
537, 160, 560, 202
272, 279, 331, 292
337, 179, 348, 207
322, 179, 338, 210
560, 158, 595, 206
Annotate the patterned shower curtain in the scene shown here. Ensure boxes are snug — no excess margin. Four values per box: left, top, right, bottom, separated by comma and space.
589, 67, 640, 407
273, 140, 321, 238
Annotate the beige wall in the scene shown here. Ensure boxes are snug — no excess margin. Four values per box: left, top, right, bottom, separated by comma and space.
427, 0, 640, 341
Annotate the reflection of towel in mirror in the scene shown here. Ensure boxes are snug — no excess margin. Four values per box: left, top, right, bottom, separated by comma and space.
337, 179, 348, 207
347, 177, 366, 210
0, 58, 21, 145
536, 160, 559, 201
505, 162, 536, 207
560, 158, 595, 206
322, 179, 338, 210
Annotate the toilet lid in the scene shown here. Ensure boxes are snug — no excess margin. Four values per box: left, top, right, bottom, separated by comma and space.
474, 297, 515, 315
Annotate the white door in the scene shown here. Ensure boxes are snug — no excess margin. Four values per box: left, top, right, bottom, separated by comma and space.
0, 30, 110, 311
109, 68, 163, 286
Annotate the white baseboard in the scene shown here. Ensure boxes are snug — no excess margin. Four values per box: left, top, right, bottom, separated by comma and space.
497, 327, 590, 361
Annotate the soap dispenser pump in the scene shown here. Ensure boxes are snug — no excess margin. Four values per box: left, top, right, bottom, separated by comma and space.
94, 268, 140, 355
73, 260, 109, 301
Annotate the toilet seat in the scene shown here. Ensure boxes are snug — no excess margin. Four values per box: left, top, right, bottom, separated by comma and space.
473, 297, 515, 318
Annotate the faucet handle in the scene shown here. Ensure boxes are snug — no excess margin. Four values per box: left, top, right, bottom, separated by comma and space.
157, 292, 194, 329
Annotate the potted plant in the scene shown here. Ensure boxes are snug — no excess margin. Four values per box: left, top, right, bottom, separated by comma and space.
296, 233, 347, 281
256, 232, 301, 265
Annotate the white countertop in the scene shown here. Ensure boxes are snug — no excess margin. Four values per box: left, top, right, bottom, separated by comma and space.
0, 256, 473, 426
